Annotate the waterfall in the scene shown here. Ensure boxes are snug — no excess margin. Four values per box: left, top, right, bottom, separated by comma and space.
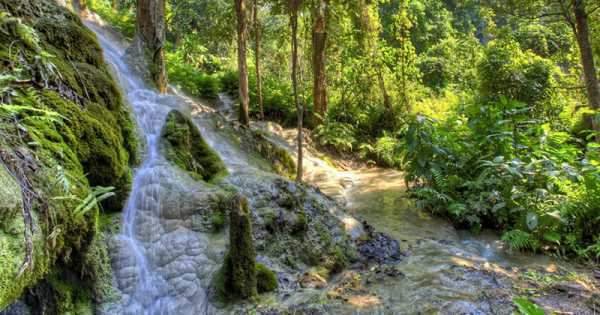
86, 22, 219, 315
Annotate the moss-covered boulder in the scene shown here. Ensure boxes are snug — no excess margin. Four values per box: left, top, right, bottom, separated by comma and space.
256, 263, 277, 293
0, 0, 138, 212
161, 110, 226, 181
0, 0, 137, 310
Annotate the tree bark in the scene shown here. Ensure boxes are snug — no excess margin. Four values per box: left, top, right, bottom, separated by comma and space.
135, 0, 167, 93
572, 0, 600, 133
253, 0, 264, 120
312, 0, 328, 125
290, 0, 303, 182
236, 0, 251, 127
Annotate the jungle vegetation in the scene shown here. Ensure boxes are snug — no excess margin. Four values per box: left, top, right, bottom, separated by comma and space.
88, 0, 599, 261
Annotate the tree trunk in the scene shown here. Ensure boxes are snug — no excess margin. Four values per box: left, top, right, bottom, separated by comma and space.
236, 0, 251, 127
253, 0, 264, 120
290, 0, 303, 182
312, 0, 328, 125
136, 0, 167, 93
572, 0, 600, 133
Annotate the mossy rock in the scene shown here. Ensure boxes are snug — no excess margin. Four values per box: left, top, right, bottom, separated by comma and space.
0, 0, 139, 211
161, 110, 227, 182
256, 263, 278, 293
0, 0, 138, 308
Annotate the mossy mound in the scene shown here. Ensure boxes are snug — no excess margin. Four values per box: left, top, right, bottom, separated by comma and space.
0, 0, 137, 310
161, 110, 227, 182
256, 263, 277, 293
0, 0, 138, 211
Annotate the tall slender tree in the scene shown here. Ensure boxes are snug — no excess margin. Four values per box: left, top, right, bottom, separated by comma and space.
236, 0, 251, 127
253, 0, 265, 120
498, 0, 600, 133
571, 0, 600, 132
312, 0, 329, 125
289, 0, 303, 181
135, 0, 167, 93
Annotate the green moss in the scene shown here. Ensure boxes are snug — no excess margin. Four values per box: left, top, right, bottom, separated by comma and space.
0, 0, 137, 308
247, 130, 296, 178
161, 110, 227, 182
47, 274, 94, 315
219, 195, 257, 300
256, 263, 278, 293
291, 210, 308, 235
0, 1, 139, 211
82, 230, 118, 304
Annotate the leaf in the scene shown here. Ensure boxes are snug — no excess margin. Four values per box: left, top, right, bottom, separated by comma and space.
526, 212, 538, 231
513, 297, 545, 315
542, 232, 561, 245
491, 202, 506, 212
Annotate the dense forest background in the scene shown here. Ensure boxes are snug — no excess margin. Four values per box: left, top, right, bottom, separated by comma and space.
87, 0, 600, 261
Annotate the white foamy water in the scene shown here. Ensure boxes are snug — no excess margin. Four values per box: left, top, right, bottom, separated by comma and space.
87, 22, 219, 315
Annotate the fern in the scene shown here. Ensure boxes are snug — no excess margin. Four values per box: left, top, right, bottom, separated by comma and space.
502, 230, 539, 251
73, 186, 116, 219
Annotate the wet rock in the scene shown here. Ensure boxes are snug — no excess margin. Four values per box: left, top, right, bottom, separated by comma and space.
441, 301, 486, 315
0, 300, 30, 315
357, 232, 402, 264
365, 264, 405, 284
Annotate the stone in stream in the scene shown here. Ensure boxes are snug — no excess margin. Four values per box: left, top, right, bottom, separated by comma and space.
357, 222, 403, 264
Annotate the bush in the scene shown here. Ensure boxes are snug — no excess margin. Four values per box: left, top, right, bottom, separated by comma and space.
403, 103, 600, 259
314, 120, 357, 153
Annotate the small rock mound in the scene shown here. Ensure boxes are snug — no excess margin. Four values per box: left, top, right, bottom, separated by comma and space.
357, 222, 403, 264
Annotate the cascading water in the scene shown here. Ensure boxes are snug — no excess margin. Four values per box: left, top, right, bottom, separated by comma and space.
86, 22, 221, 315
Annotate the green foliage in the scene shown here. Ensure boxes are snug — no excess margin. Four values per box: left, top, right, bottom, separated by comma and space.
167, 50, 222, 99
478, 39, 560, 116
403, 96, 600, 258
88, 0, 136, 38
513, 297, 545, 315
502, 230, 540, 251
314, 120, 356, 152
72, 186, 115, 219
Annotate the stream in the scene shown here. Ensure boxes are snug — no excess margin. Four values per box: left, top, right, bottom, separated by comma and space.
84, 16, 596, 315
